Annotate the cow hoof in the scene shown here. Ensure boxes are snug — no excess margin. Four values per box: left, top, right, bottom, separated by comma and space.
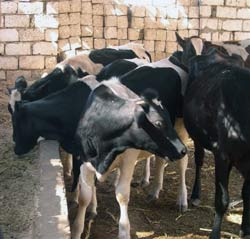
191, 198, 201, 207
146, 194, 158, 203
178, 204, 188, 213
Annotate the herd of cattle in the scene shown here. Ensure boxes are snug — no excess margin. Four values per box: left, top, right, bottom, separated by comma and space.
6, 32, 250, 239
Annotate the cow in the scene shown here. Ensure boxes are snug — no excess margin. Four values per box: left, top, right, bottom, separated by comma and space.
99, 53, 190, 211
11, 78, 186, 239
175, 32, 249, 68
176, 32, 246, 205
8, 43, 151, 103
183, 50, 250, 238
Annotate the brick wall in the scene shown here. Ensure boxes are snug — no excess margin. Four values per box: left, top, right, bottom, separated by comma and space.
0, 0, 250, 88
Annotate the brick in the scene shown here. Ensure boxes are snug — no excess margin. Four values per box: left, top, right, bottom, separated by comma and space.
20, 56, 44, 69
1, 2, 17, 14
19, 29, 44, 41
58, 39, 70, 51
117, 28, 127, 39
166, 42, 177, 53
156, 7, 167, 18
34, 15, 59, 29
70, 0, 81, 12
200, 32, 211, 41
200, 6, 211, 17
59, 26, 70, 39
156, 30, 166, 40
45, 29, 59, 42
69, 13, 80, 25
7, 71, 32, 83
0, 71, 6, 80
59, 14, 70, 26
178, 18, 189, 30
45, 57, 57, 69
105, 16, 117, 27
81, 14, 93, 26
188, 19, 199, 29
146, 6, 157, 17
81, 26, 93, 36
59, 1, 70, 13
0, 44, 4, 55
114, 4, 128, 16
237, 9, 250, 19
200, 0, 224, 5
247, 0, 250, 6
243, 20, 250, 31
131, 17, 144, 29
166, 19, 178, 30
117, 16, 128, 28
155, 41, 165, 52
234, 32, 250, 40
81, 2, 92, 14
5, 15, 29, 28
223, 20, 242, 31
69, 37, 81, 49
31, 70, 46, 81
6, 43, 30, 55
93, 4, 103, 15
106, 39, 119, 47
0, 17, 4, 28
166, 5, 179, 18
156, 18, 168, 29
155, 52, 166, 61
0, 57, 18, 70
217, 7, 236, 18
18, 2, 43, 14
94, 39, 106, 49
218, 32, 233, 41
93, 16, 103, 27
82, 37, 93, 49
144, 17, 156, 29
189, 30, 199, 36
0, 29, 18, 42
144, 29, 157, 40
178, 29, 189, 38
189, 6, 199, 18
128, 28, 141, 40
33, 42, 57, 55
92, 0, 104, 3
226, 0, 246, 6
201, 18, 218, 30
167, 31, 176, 41
143, 40, 155, 52
104, 4, 116, 15
104, 27, 117, 39
178, 0, 190, 6
131, 6, 146, 17
47, 2, 59, 14
70, 24, 81, 36
93, 27, 103, 38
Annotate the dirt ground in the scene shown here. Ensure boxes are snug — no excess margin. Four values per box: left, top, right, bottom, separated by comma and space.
0, 92, 245, 239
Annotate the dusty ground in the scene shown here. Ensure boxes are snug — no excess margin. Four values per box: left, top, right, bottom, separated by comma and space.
0, 91, 245, 239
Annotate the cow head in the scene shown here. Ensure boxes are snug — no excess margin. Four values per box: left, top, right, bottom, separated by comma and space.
175, 32, 206, 67
80, 82, 186, 174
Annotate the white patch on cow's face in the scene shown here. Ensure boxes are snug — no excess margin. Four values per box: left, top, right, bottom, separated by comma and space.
191, 38, 204, 55
9, 89, 21, 113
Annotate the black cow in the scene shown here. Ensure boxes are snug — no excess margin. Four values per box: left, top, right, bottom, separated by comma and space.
183, 50, 250, 238
11, 78, 186, 239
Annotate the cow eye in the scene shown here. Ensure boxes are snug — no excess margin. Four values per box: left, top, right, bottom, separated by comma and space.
154, 121, 162, 128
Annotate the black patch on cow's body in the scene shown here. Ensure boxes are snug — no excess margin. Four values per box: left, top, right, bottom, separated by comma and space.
96, 59, 138, 82
89, 48, 138, 66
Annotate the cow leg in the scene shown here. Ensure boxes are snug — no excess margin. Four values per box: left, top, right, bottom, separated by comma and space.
115, 149, 138, 239
141, 156, 153, 187
210, 155, 231, 239
71, 163, 95, 239
191, 141, 205, 206
241, 179, 250, 236
64, 153, 73, 178
177, 154, 188, 212
147, 157, 167, 202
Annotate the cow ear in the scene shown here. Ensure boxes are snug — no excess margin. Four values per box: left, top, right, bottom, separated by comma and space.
15, 76, 27, 93
142, 88, 158, 102
175, 32, 186, 49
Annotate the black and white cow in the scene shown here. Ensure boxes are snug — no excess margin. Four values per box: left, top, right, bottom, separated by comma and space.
8, 43, 150, 103
183, 50, 250, 238
11, 78, 186, 239
99, 53, 190, 211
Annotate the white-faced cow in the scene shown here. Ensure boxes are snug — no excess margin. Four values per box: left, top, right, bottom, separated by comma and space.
98, 53, 190, 211
183, 49, 249, 238
11, 78, 186, 239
